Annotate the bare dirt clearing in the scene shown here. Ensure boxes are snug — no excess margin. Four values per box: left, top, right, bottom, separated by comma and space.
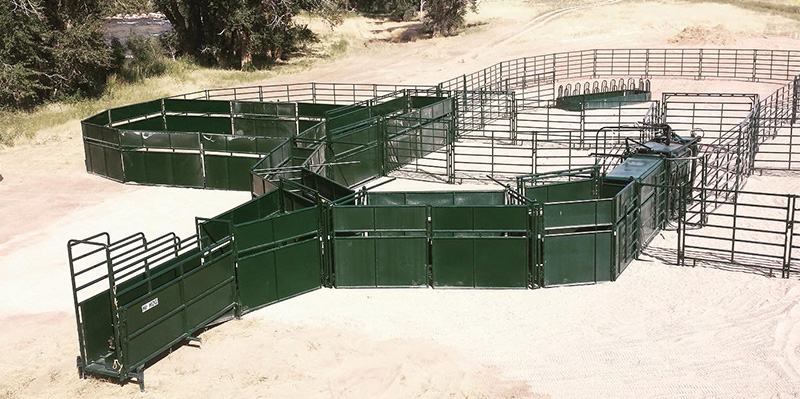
2, 1, 800, 398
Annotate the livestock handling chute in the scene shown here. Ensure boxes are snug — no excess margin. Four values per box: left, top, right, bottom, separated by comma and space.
68, 46, 800, 390
68, 124, 698, 391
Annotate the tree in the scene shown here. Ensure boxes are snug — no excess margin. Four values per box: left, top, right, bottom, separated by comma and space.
0, 0, 113, 110
154, 0, 319, 69
424, 0, 477, 36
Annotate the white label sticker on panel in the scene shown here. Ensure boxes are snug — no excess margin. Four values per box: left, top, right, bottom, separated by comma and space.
141, 298, 159, 313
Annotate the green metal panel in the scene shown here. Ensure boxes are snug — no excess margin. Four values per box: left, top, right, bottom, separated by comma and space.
543, 233, 596, 286
171, 154, 204, 188
141, 132, 172, 148
200, 133, 228, 151
83, 123, 106, 141
334, 238, 376, 287
122, 283, 183, 367
109, 100, 162, 123
297, 102, 341, 118
237, 251, 279, 312
375, 238, 427, 286
432, 238, 474, 287
544, 200, 613, 228
525, 179, 594, 203
474, 238, 528, 287
329, 145, 381, 186
374, 206, 426, 234
594, 232, 612, 282
233, 117, 296, 138
204, 155, 230, 189
79, 293, 114, 364
227, 136, 259, 153
432, 207, 473, 231
170, 133, 201, 150
122, 151, 147, 183
116, 117, 164, 132
87, 143, 107, 176
164, 99, 230, 114
84, 111, 110, 126
275, 239, 321, 299
103, 147, 124, 181
165, 115, 232, 134
473, 206, 527, 231
144, 151, 175, 185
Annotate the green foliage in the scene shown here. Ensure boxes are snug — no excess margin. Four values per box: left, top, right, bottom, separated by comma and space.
154, 0, 319, 69
353, 0, 418, 20
0, 0, 113, 111
424, 0, 478, 36
114, 34, 168, 82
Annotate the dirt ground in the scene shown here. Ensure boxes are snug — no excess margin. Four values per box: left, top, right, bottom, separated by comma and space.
2, 1, 800, 398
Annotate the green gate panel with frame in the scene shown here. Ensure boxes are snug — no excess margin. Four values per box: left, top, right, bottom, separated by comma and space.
432, 238, 474, 287
332, 205, 428, 287
543, 232, 612, 286
234, 208, 322, 312
474, 238, 528, 288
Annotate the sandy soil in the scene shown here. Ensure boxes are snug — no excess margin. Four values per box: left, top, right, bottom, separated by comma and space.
2, 1, 800, 398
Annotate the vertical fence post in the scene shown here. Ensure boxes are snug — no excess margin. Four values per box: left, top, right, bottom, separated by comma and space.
793, 76, 799, 124
677, 188, 686, 266
782, 195, 795, 279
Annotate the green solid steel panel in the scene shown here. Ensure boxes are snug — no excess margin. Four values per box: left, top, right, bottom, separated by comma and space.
235, 218, 274, 252
87, 143, 106, 176
453, 192, 504, 205
238, 251, 279, 312
124, 310, 184, 368
83, 123, 106, 141
116, 117, 164, 132
200, 133, 229, 151
334, 238, 376, 287
374, 206, 426, 233
372, 97, 407, 117
330, 145, 381, 186
272, 208, 317, 242
595, 232, 612, 282
103, 147, 124, 181
474, 238, 528, 287
233, 117, 296, 138
298, 102, 341, 118
367, 192, 407, 205
184, 280, 234, 328
120, 131, 144, 148
544, 200, 612, 228
432, 238, 474, 287
144, 151, 174, 185
122, 151, 147, 183
375, 237, 427, 286
525, 180, 594, 203
101, 126, 120, 144
123, 283, 182, 336
183, 254, 233, 300
84, 111, 109, 126
404, 192, 455, 205
79, 293, 114, 364
227, 136, 259, 153
164, 98, 230, 114
166, 115, 232, 134
410, 96, 443, 109
299, 120, 320, 133
142, 132, 172, 149
473, 207, 527, 231
256, 137, 289, 154
170, 133, 201, 150
555, 90, 651, 111
275, 239, 320, 299
432, 207, 473, 231
333, 207, 374, 231
543, 233, 596, 286
204, 155, 230, 189
606, 156, 662, 181
110, 100, 162, 123
233, 101, 295, 116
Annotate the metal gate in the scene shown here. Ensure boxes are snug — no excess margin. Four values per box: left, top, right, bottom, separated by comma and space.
234, 206, 324, 313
